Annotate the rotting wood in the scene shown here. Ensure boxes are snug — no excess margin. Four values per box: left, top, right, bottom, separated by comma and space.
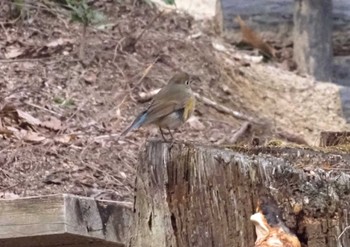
0, 194, 132, 247
130, 141, 350, 247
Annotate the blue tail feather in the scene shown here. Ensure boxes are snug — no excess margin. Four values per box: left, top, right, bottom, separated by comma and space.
120, 111, 147, 136
131, 111, 147, 129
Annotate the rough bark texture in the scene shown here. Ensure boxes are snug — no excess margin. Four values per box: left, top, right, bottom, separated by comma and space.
130, 141, 350, 247
293, 0, 333, 81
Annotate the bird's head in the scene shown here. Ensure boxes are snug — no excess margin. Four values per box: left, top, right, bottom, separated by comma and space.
168, 72, 193, 87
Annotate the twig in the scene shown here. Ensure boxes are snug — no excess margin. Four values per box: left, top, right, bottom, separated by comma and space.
193, 92, 259, 124
229, 122, 251, 143
133, 10, 164, 47
338, 225, 350, 241
131, 55, 159, 91
24, 102, 62, 117
0, 57, 52, 63
276, 129, 308, 145
79, 23, 87, 62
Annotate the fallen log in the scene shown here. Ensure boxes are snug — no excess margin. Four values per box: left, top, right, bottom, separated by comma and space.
130, 141, 350, 247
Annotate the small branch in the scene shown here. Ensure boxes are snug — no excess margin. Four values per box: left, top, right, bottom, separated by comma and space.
276, 129, 309, 145
338, 225, 350, 241
131, 56, 159, 91
79, 23, 87, 62
133, 10, 164, 46
193, 92, 259, 124
24, 102, 62, 117
229, 122, 251, 144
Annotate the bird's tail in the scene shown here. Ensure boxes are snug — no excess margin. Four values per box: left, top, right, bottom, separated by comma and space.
119, 110, 148, 138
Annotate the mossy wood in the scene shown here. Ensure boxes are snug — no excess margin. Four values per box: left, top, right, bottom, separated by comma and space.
0, 194, 132, 247
130, 141, 350, 247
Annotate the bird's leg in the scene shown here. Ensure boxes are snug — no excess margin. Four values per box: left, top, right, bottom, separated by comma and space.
159, 127, 168, 142
166, 127, 175, 149
167, 127, 174, 140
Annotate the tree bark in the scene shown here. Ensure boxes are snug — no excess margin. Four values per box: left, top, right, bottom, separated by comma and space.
293, 0, 333, 81
130, 141, 350, 247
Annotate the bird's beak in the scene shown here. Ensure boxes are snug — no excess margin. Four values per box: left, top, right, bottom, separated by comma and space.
250, 212, 270, 239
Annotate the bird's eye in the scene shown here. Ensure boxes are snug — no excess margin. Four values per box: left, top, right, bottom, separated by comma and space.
185, 80, 190, 85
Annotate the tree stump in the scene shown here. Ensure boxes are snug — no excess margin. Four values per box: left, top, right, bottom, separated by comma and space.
293, 0, 333, 81
130, 141, 350, 247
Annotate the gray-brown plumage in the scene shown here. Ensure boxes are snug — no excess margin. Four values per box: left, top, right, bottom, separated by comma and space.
120, 72, 196, 141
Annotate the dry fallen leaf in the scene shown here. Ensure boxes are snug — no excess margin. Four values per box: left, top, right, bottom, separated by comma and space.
0, 192, 20, 199
41, 116, 62, 131
187, 116, 205, 130
4, 46, 24, 59
46, 38, 74, 48
22, 130, 46, 143
54, 134, 77, 144
9, 127, 46, 143
17, 109, 42, 126
0, 126, 13, 136
82, 70, 97, 84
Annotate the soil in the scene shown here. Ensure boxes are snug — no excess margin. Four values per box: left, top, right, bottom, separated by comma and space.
0, 0, 349, 203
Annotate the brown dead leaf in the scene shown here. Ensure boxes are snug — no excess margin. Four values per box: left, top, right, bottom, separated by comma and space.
41, 116, 62, 131
46, 38, 74, 48
21, 130, 46, 143
0, 126, 13, 136
0, 192, 20, 199
54, 134, 77, 144
82, 70, 97, 84
17, 109, 42, 126
4, 46, 25, 59
187, 116, 205, 130
8, 127, 46, 143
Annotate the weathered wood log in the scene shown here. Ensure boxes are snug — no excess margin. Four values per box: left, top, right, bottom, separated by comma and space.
0, 194, 132, 247
130, 141, 350, 247
293, 0, 333, 81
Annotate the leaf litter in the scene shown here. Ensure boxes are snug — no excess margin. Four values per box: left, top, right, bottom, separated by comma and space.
0, 0, 349, 203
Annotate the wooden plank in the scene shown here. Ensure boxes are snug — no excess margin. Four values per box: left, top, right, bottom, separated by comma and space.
0, 194, 132, 247
129, 141, 350, 247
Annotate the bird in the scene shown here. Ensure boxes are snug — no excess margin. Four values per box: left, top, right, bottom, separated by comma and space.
250, 196, 301, 247
119, 72, 196, 141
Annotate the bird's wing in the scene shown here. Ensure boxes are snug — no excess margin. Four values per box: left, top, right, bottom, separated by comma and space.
143, 99, 185, 125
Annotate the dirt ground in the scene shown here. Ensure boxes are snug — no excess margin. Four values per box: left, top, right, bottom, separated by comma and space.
0, 0, 349, 203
